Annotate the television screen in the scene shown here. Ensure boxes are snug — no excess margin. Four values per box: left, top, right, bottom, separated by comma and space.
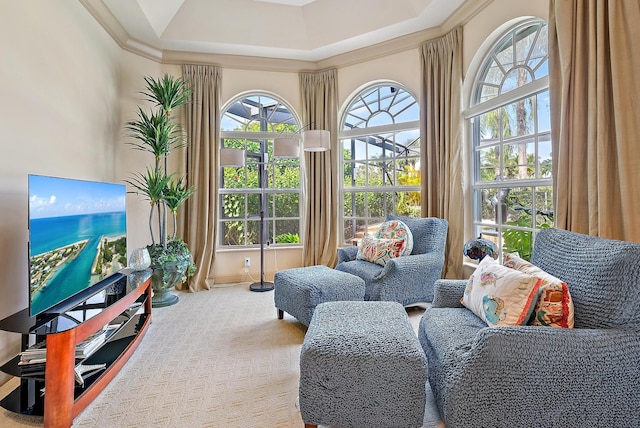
28, 175, 127, 317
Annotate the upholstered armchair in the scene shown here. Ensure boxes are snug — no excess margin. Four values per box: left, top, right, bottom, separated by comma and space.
419, 228, 640, 427
335, 216, 448, 306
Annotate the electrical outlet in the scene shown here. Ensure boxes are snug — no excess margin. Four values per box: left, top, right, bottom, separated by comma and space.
244, 257, 251, 267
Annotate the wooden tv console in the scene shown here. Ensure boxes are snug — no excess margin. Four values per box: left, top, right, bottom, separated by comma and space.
0, 270, 152, 428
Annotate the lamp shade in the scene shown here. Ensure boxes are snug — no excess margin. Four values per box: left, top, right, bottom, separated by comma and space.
302, 130, 330, 152
220, 148, 245, 167
273, 137, 300, 158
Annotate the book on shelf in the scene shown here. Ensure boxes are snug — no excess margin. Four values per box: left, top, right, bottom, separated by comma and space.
19, 323, 121, 365
19, 363, 46, 377
18, 340, 47, 366
74, 362, 107, 387
75, 329, 108, 359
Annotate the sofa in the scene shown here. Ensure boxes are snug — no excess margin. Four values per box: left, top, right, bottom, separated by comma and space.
418, 228, 640, 427
336, 215, 448, 305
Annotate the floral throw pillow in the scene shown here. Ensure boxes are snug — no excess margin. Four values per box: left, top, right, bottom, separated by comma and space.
462, 256, 543, 327
503, 253, 575, 328
375, 220, 413, 256
356, 236, 405, 266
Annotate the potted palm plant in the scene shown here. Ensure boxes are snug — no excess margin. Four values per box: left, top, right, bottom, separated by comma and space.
125, 74, 196, 307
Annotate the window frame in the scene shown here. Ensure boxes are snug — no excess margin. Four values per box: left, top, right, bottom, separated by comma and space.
338, 82, 421, 245
466, 18, 553, 261
218, 93, 302, 249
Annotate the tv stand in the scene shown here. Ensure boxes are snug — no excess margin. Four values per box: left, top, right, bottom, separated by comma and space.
0, 270, 152, 428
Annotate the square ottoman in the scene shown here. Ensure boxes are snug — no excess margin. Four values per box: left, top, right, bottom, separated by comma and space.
299, 301, 427, 428
274, 265, 365, 326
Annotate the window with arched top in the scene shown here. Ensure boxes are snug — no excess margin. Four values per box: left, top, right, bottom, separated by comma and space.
339, 83, 420, 245
467, 19, 552, 261
219, 93, 301, 247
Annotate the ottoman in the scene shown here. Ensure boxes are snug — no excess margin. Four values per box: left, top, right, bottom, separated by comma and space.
299, 301, 428, 428
274, 265, 365, 326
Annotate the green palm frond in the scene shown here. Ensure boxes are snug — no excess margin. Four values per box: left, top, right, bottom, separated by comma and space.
125, 108, 186, 158
126, 73, 197, 254
125, 167, 172, 204
142, 74, 192, 116
164, 176, 197, 213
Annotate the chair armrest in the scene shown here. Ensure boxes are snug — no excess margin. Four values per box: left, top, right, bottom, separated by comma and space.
431, 279, 467, 308
377, 252, 442, 277
373, 252, 445, 303
441, 326, 640, 426
468, 326, 640, 394
337, 246, 358, 263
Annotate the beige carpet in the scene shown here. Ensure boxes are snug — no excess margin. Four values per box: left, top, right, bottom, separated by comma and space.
0, 284, 443, 427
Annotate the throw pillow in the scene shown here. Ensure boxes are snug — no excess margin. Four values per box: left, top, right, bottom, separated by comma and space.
462, 256, 542, 327
503, 253, 575, 328
386, 215, 447, 255
356, 236, 405, 266
375, 219, 413, 256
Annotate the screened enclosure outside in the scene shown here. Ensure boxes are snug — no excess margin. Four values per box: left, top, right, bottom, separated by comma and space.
340, 83, 421, 244
469, 19, 553, 260
219, 94, 301, 247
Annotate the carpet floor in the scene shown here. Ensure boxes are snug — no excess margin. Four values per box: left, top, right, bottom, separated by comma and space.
0, 283, 443, 427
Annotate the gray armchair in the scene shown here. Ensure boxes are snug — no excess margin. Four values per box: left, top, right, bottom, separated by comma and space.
419, 228, 640, 427
335, 216, 448, 305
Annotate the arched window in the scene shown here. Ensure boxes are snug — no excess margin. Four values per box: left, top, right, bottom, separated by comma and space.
467, 19, 552, 260
339, 83, 420, 244
219, 93, 301, 247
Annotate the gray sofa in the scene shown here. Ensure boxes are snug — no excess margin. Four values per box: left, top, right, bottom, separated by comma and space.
419, 228, 640, 427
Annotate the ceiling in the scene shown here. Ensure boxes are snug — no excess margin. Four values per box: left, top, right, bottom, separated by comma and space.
83, 0, 471, 62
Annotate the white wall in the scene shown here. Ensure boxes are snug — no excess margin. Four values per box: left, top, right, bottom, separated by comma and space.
338, 49, 421, 110
0, 1, 124, 384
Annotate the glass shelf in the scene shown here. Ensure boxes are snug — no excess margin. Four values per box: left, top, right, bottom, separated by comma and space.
0, 269, 151, 335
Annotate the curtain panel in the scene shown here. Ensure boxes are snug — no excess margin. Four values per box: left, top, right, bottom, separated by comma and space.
299, 69, 339, 267
177, 64, 222, 291
420, 26, 464, 278
548, 0, 640, 243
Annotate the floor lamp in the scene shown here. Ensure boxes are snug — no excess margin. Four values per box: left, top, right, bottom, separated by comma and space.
220, 135, 308, 292
251, 150, 275, 292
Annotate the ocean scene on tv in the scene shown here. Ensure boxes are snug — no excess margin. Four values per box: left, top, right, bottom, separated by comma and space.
28, 175, 127, 316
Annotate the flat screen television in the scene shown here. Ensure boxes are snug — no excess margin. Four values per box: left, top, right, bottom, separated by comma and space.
28, 174, 127, 317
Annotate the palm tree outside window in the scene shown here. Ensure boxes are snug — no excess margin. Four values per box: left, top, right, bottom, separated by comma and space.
467, 19, 552, 261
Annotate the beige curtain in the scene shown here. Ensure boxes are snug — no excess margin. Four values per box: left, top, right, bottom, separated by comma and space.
549, 0, 640, 242
420, 26, 464, 278
300, 69, 339, 267
177, 64, 222, 291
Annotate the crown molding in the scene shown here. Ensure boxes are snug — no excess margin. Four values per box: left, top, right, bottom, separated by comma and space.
442, 0, 493, 31
315, 26, 442, 70
161, 50, 317, 72
316, 0, 493, 70
81, 0, 495, 71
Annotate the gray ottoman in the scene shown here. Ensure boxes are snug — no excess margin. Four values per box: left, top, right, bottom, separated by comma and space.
274, 265, 365, 326
299, 301, 427, 428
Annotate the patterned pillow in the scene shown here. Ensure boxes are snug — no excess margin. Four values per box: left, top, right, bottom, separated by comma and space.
375, 220, 413, 256
356, 236, 405, 266
503, 253, 575, 328
462, 256, 543, 327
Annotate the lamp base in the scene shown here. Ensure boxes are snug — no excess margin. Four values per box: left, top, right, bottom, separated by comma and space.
250, 281, 274, 292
